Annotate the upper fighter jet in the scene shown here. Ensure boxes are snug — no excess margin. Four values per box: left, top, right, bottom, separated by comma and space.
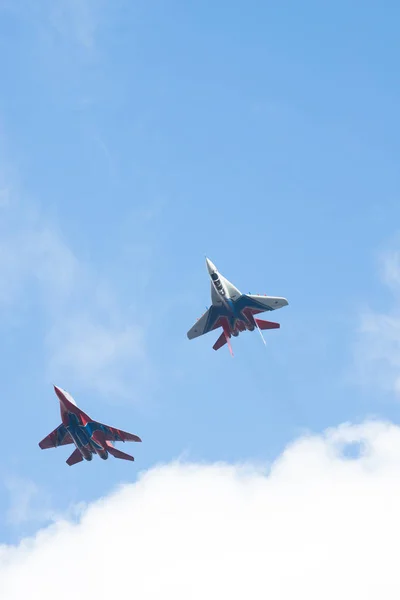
39, 385, 141, 466
187, 258, 288, 355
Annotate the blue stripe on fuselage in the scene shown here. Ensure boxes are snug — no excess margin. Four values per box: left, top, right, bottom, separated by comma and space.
226, 298, 234, 312
216, 297, 242, 331
66, 413, 103, 453
225, 298, 237, 328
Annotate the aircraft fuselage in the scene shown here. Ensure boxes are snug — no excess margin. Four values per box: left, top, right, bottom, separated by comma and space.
206, 258, 256, 335
65, 412, 108, 461
187, 258, 287, 353
39, 385, 141, 466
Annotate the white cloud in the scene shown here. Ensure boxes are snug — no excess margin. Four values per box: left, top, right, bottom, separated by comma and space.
1, 420, 400, 599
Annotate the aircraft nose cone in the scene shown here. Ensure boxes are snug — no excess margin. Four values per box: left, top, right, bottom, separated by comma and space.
53, 385, 64, 402
206, 257, 217, 274
53, 385, 78, 407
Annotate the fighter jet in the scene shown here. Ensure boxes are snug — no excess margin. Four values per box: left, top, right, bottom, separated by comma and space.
187, 258, 288, 355
39, 385, 142, 466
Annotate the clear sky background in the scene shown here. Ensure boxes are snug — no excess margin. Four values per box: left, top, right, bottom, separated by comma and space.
1, 2, 400, 596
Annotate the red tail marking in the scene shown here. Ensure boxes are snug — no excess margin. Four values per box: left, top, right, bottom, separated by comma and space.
213, 330, 234, 356
213, 332, 227, 351
255, 319, 280, 330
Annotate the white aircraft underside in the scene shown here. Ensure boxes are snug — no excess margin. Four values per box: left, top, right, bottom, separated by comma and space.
187, 258, 288, 354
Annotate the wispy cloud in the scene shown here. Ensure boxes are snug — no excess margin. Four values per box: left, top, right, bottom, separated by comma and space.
2, 420, 400, 598
49, 0, 104, 52
354, 247, 400, 396
4, 477, 53, 528
380, 249, 400, 290
0, 1, 156, 401
0, 175, 150, 400
0, 0, 104, 53
46, 314, 148, 398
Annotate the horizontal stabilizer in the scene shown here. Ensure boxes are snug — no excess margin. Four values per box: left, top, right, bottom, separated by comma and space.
255, 319, 280, 330
66, 448, 84, 466
213, 331, 227, 351
106, 441, 135, 462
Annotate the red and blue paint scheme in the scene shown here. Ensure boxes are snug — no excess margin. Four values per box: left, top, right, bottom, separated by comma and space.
39, 386, 141, 466
187, 258, 289, 356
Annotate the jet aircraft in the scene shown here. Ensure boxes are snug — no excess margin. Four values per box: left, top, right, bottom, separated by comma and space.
39, 385, 142, 466
187, 258, 288, 355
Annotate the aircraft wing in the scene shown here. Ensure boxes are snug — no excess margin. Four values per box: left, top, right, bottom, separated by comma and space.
187, 306, 225, 340
91, 421, 142, 443
236, 295, 288, 314
39, 424, 74, 449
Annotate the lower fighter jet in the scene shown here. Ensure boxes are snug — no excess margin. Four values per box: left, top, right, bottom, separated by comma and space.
187, 258, 288, 355
39, 385, 141, 466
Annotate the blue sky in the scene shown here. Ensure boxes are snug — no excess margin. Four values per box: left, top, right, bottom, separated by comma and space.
1, 0, 400, 546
